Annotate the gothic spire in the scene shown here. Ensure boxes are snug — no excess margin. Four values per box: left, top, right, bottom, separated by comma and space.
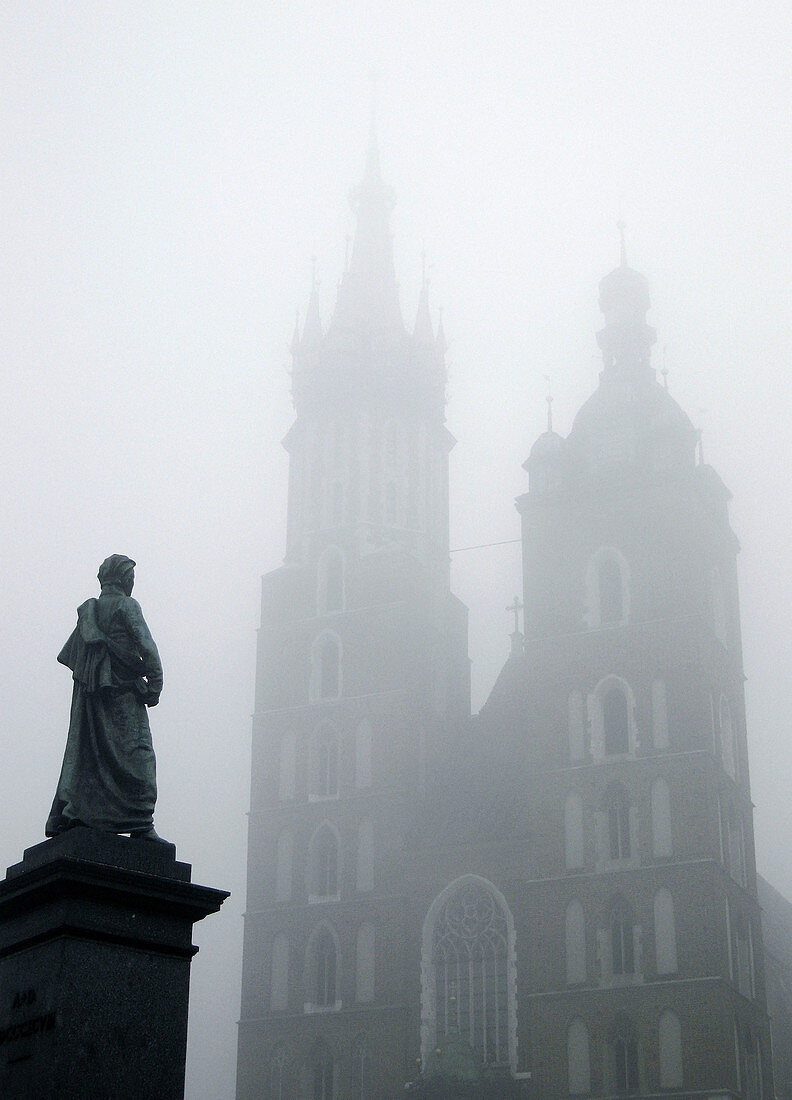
328, 88, 404, 340
413, 254, 434, 345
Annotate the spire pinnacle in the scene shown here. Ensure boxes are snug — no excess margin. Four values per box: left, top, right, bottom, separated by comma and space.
414, 250, 434, 344
328, 83, 404, 339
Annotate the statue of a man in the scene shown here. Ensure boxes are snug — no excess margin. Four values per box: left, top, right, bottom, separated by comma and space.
45, 555, 166, 842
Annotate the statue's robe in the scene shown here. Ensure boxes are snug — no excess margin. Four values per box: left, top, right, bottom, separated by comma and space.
46, 590, 163, 835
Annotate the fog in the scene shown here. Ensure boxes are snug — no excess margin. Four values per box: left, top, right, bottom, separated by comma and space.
1, 4, 790, 1098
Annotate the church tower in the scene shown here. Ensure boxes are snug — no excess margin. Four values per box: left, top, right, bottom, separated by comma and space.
235, 120, 470, 1099
502, 244, 775, 1093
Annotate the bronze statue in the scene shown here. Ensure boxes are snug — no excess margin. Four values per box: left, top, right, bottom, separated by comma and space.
46, 555, 167, 842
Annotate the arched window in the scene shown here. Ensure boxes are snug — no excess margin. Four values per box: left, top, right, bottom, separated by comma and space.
720, 694, 736, 780
654, 889, 677, 975
565, 900, 586, 985
608, 1017, 639, 1092
610, 898, 635, 977
567, 691, 585, 762
308, 826, 339, 900
651, 679, 669, 750
586, 548, 629, 628
310, 928, 338, 1009
607, 786, 632, 862
268, 1044, 293, 1100
356, 922, 376, 1003
659, 1010, 683, 1087
651, 779, 673, 858
421, 877, 516, 1070
355, 719, 373, 789
350, 1036, 368, 1100
310, 633, 342, 702
567, 1018, 591, 1094
312, 726, 339, 799
270, 933, 290, 1011
278, 731, 297, 801
317, 548, 344, 614
276, 830, 293, 902
599, 557, 624, 624
565, 791, 585, 870
311, 1042, 334, 1100
604, 688, 629, 755
356, 818, 374, 893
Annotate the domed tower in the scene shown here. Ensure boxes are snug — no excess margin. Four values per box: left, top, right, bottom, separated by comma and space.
499, 245, 775, 1094
235, 120, 470, 1100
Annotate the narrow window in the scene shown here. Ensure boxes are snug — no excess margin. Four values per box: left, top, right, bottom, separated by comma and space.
599, 557, 623, 623
651, 779, 673, 858
612, 1031, 639, 1091
611, 899, 635, 976
608, 787, 631, 861
604, 688, 629, 755
654, 889, 678, 975
567, 1018, 591, 1094
565, 900, 586, 985
312, 1050, 334, 1100
315, 931, 337, 1007
659, 1010, 683, 1087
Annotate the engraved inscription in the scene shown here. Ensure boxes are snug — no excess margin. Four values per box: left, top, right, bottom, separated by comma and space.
0, 1012, 56, 1046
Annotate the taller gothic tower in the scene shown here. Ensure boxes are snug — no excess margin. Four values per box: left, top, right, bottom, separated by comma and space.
235, 124, 470, 1099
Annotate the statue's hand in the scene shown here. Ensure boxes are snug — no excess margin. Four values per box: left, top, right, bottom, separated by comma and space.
146, 693, 160, 708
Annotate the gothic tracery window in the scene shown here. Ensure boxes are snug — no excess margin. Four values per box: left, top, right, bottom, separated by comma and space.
429, 881, 511, 1066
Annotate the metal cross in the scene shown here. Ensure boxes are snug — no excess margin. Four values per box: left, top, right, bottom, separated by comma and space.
506, 595, 524, 635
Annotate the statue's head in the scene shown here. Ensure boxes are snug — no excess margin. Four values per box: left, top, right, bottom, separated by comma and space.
98, 554, 136, 596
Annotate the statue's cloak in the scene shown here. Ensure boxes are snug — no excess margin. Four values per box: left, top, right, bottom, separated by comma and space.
46, 592, 163, 835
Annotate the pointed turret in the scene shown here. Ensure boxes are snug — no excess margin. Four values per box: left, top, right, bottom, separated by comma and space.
327, 92, 404, 342
413, 258, 434, 346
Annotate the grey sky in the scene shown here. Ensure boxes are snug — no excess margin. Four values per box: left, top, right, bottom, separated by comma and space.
1, 4, 790, 1097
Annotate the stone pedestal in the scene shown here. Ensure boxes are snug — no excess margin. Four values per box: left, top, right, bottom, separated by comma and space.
0, 828, 228, 1100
